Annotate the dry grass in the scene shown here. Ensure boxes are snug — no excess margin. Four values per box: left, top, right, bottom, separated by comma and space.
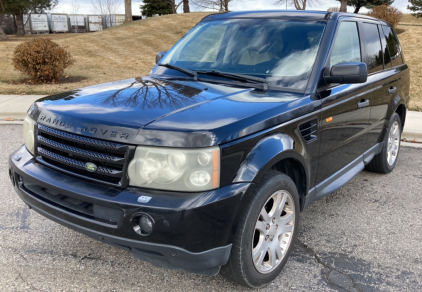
397, 14, 422, 111
0, 13, 212, 95
0, 12, 421, 111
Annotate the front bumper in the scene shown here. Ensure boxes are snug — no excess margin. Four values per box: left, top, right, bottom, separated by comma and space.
9, 145, 252, 275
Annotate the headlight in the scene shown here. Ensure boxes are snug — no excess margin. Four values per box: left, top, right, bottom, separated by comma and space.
23, 115, 36, 155
128, 146, 220, 192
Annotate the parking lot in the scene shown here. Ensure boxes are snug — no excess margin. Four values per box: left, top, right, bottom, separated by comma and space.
1, 124, 421, 291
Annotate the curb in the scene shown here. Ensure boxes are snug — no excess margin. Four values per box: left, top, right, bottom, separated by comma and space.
402, 130, 422, 142
0, 121, 24, 125
0, 114, 26, 120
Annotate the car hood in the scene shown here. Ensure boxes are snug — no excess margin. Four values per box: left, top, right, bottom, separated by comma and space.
31, 77, 314, 147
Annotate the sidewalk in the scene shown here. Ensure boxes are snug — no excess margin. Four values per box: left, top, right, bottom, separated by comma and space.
0, 94, 421, 142
402, 111, 422, 141
0, 95, 45, 122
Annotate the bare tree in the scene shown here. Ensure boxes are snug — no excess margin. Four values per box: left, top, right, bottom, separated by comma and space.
70, 0, 80, 29
327, 6, 339, 11
183, 0, 190, 12
167, 0, 185, 14
0, 0, 8, 40
339, 0, 347, 11
91, 0, 120, 28
71, 0, 80, 15
191, 0, 233, 11
124, 0, 132, 22
174, 0, 184, 13
274, 0, 322, 10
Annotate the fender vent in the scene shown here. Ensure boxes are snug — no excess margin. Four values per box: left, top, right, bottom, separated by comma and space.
299, 119, 318, 142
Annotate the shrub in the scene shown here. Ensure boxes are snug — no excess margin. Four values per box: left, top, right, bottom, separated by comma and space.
368, 5, 403, 28
12, 38, 75, 83
327, 7, 340, 12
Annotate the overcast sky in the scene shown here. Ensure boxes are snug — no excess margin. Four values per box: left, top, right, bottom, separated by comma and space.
51, 0, 411, 15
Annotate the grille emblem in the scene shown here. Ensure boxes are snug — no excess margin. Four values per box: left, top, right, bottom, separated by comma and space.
85, 162, 98, 172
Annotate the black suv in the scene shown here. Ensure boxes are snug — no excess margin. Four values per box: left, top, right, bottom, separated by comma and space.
9, 11, 409, 288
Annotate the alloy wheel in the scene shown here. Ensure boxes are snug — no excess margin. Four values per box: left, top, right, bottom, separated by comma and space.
252, 190, 295, 274
387, 120, 400, 166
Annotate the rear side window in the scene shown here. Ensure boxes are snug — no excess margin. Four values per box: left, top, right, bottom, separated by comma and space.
362, 23, 383, 74
382, 26, 404, 67
330, 22, 361, 66
380, 28, 392, 69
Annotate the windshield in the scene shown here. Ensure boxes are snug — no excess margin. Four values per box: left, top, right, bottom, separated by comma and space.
159, 19, 326, 90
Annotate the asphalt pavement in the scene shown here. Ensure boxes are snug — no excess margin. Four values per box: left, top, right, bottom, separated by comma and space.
1, 125, 421, 292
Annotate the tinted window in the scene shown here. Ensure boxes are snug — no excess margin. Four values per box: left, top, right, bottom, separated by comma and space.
362, 23, 383, 74
382, 26, 404, 67
330, 22, 361, 66
380, 28, 392, 69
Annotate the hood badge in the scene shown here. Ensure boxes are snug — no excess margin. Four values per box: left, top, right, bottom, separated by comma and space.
85, 162, 98, 172
38, 115, 130, 140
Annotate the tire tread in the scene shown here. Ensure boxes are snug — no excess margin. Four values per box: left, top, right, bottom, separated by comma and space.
221, 170, 298, 288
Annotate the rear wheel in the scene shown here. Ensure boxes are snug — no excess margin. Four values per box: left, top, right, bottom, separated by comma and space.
221, 171, 299, 288
366, 113, 401, 174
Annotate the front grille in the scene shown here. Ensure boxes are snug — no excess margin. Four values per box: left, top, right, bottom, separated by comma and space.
36, 125, 133, 186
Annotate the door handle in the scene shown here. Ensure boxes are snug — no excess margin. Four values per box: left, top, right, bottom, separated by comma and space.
388, 87, 397, 95
358, 99, 369, 108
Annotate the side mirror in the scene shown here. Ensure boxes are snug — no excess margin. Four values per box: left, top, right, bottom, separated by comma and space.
324, 62, 367, 84
155, 51, 167, 64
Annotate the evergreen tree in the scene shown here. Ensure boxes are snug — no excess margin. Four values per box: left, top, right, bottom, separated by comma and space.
335, 0, 393, 13
408, 0, 422, 18
141, 0, 173, 17
348, 0, 393, 13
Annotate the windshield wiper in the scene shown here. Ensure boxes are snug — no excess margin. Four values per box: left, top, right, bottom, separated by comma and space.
197, 70, 268, 91
158, 63, 198, 80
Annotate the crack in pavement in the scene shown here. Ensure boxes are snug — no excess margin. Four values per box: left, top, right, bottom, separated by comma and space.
15, 270, 42, 292
295, 239, 363, 292
0, 235, 46, 292
14, 252, 47, 292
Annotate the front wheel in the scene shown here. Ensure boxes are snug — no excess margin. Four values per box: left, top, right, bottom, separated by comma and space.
221, 171, 300, 288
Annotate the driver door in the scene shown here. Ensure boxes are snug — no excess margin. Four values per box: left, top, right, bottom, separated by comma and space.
315, 20, 371, 185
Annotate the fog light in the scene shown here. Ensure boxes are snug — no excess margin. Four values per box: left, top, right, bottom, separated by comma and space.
17, 174, 23, 185
9, 167, 15, 186
132, 214, 154, 236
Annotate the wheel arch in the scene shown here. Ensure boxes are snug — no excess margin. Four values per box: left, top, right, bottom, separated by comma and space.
233, 133, 309, 210
270, 157, 307, 210
395, 103, 406, 131
226, 133, 310, 248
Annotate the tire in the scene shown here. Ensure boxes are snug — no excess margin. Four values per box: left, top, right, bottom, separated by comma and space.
221, 171, 300, 288
366, 113, 402, 174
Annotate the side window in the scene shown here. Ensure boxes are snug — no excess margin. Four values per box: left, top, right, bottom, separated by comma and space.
380, 25, 392, 69
362, 23, 383, 74
330, 22, 361, 66
382, 26, 404, 67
